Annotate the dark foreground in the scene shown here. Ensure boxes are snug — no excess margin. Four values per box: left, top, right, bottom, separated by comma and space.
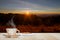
0, 24, 60, 33
0, 13, 60, 33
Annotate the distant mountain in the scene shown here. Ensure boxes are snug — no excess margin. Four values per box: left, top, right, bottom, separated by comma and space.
36, 14, 60, 17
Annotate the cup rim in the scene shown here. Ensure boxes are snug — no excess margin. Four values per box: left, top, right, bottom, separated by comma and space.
6, 28, 17, 29
6, 28, 17, 30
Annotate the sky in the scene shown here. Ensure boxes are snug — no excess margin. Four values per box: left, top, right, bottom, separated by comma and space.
0, 0, 60, 13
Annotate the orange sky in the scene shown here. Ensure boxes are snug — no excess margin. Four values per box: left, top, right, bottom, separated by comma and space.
0, 10, 60, 14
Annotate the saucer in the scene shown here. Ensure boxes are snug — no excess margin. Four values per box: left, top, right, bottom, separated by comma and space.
3, 34, 20, 38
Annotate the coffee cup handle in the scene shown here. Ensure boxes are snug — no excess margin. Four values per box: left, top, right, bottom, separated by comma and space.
17, 29, 20, 33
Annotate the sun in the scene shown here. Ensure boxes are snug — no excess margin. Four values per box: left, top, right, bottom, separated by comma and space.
25, 11, 30, 15
24, 10, 32, 21
24, 10, 31, 16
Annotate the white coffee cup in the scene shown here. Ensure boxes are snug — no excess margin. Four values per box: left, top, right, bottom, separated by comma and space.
6, 28, 20, 36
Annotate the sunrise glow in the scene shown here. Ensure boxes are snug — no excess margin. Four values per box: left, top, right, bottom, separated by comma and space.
25, 11, 30, 15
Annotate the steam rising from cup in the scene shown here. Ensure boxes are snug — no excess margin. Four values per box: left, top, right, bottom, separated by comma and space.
6, 16, 16, 28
